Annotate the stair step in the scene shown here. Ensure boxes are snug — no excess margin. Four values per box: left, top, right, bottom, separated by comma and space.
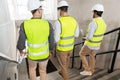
69, 74, 80, 80
47, 71, 63, 80
18, 59, 29, 80
70, 69, 102, 80
109, 73, 120, 80
36, 71, 63, 80
50, 57, 60, 70
82, 69, 108, 80
18, 56, 120, 80
98, 69, 120, 80
68, 68, 81, 79
68, 68, 79, 75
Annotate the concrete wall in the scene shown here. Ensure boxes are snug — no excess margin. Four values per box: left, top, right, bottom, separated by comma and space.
0, 0, 18, 80
57, 0, 120, 69
0, 61, 18, 80
0, 0, 16, 60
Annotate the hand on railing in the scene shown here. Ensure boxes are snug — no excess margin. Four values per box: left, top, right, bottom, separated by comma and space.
49, 50, 54, 59
82, 37, 86, 41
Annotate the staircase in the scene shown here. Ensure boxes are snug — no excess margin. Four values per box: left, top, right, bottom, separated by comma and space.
18, 57, 120, 80
16, 25, 120, 80
51, 57, 120, 80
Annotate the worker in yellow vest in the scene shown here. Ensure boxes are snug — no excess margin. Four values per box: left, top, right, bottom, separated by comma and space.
54, 0, 79, 80
17, 0, 54, 80
79, 4, 107, 76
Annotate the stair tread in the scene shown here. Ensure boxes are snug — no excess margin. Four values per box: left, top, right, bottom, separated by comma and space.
68, 69, 82, 79
47, 71, 63, 80
18, 57, 120, 80
70, 69, 103, 80
98, 69, 120, 80
36, 71, 63, 80
82, 69, 108, 80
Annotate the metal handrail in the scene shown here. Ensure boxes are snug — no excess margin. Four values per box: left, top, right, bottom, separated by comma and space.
72, 49, 120, 58
109, 29, 120, 72
71, 42, 84, 68
104, 27, 120, 35
71, 27, 120, 73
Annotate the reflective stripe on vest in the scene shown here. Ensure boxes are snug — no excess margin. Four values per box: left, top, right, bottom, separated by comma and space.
85, 18, 106, 47
88, 40, 102, 43
57, 16, 77, 51
28, 41, 48, 48
58, 43, 74, 47
58, 35, 74, 47
24, 19, 50, 60
60, 35, 74, 40
93, 34, 104, 37
29, 49, 49, 56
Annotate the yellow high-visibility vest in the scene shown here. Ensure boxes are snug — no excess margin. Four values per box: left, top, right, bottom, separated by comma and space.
57, 16, 77, 51
85, 18, 106, 47
24, 19, 50, 60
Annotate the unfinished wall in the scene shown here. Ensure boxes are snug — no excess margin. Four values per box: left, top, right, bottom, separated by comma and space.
0, 0, 16, 60
0, 0, 18, 80
58, 0, 120, 69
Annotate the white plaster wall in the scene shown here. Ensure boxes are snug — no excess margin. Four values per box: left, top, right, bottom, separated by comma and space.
0, 0, 18, 80
0, 0, 16, 60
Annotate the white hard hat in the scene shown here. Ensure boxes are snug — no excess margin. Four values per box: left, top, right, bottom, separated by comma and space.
92, 4, 104, 11
58, 0, 69, 8
28, 0, 42, 11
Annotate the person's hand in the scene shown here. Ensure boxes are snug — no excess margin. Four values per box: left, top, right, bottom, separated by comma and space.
18, 50, 27, 64
20, 50, 26, 56
49, 50, 54, 59
82, 37, 86, 41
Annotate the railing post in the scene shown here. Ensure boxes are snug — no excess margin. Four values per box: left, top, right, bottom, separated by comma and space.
79, 43, 84, 69
25, 58, 30, 78
71, 45, 75, 68
108, 30, 120, 73
79, 61, 82, 69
